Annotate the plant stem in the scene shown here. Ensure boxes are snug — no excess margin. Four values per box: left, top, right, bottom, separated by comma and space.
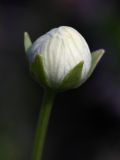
32, 89, 56, 160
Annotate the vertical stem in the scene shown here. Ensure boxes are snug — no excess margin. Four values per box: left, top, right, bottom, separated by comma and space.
32, 89, 56, 160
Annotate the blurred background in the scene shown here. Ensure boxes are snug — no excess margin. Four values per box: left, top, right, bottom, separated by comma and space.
0, 0, 120, 159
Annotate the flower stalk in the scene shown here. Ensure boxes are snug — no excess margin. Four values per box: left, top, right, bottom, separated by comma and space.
32, 89, 56, 160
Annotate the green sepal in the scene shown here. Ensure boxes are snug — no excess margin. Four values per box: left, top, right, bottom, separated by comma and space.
24, 32, 32, 54
87, 49, 105, 78
30, 54, 50, 88
58, 61, 84, 91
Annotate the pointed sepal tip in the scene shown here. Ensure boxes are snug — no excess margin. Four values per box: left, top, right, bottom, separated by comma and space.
24, 32, 32, 54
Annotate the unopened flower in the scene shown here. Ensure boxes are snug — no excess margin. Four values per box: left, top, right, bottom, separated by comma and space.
24, 26, 104, 91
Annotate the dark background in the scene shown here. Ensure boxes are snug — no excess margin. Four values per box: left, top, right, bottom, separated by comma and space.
0, 0, 120, 159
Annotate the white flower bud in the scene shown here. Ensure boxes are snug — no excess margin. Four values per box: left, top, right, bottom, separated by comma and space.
29, 26, 91, 87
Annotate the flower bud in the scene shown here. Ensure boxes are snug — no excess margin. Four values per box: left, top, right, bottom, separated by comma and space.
24, 26, 104, 91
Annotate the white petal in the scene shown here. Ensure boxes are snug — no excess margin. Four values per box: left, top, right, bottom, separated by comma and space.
30, 26, 92, 85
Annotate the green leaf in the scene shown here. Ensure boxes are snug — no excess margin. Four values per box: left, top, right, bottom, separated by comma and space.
24, 32, 32, 54
58, 61, 84, 91
88, 49, 105, 78
30, 54, 50, 88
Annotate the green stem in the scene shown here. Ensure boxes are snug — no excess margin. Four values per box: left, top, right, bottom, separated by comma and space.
32, 89, 56, 160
